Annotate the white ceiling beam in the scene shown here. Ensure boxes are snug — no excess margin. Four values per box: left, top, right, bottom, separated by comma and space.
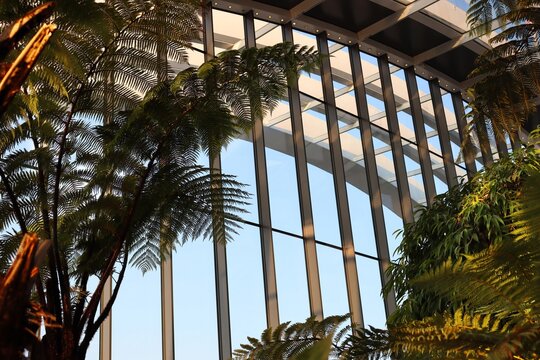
289, 0, 325, 19
357, 0, 438, 41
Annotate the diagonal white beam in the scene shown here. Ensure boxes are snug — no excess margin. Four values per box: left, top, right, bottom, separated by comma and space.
357, 0, 438, 41
290, 0, 325, 19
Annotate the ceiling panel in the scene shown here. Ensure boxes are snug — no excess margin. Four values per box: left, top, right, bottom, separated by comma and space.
426, 45, 478, 82
371, 18, 451, 57
254, 0, 305, 9
305, 0, 393, 32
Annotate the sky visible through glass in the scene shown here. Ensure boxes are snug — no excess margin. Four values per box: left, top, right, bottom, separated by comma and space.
85, 3, 481, 358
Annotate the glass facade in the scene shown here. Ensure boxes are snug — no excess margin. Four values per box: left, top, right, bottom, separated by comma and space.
95, 2, 510, 360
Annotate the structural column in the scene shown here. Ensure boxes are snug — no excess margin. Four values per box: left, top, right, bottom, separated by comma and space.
203, 3, 232, 359
283, 23, 324, 320
317, 32, 363, 327
99, 278, 112, 360
404, 67, 436, 205
378, 55, 414, 224
428, 79, 458, 188
495, 136, 509, 157
160, 258, 175, 360
478, 123, 494, 167
156, 9, 175, 358
100, 63, 115, 360
349, 46, 397, 316
244, 11, 280, 329
451, 92, 477, 179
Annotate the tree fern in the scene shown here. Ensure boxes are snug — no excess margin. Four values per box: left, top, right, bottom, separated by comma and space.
466, 0, 540, 143
0, 1, 320, 358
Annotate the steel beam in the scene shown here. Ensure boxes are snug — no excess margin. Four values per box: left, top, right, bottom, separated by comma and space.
244, 11, 280, 329
317, 32, 363, 327
377, 55, 415, 224
99, 278, 112, 360
203, 3, 233, 359
428, 79, 458, 188
350, 45, 397, 316
451, 92, 477, 179
404, 67, 437, 205
160, 257, 175, 360
283, 23, 324, 320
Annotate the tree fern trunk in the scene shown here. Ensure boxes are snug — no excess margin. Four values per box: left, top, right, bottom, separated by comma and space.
0, 234, 40, 359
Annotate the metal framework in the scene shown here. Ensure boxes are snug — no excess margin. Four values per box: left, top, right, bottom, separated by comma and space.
95, 1, 506, 359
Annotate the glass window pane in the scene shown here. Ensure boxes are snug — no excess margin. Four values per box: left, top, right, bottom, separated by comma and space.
330, 44, 353, 96
173, 240, 218, 359
112, 267, 161, 359
221, 138, 258, 223
402, 141, 426, 206
85, 276, 100, 360
212, 10, 245, 54
264, 100, 302, 235
340, 127, 377, 257
372, 128, 403, 260
255, 20, 281, 48
302, 98, 341, 247
228, 223, 266, 350
273, 232, 310, 323
357, 256, 387, 329
293, 30, 324, 101
317, 245, 349, 317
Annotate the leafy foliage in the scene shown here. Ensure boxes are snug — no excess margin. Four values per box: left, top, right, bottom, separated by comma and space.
386, 143, 540, 324
237, 137, 540, 359
465, 0, 540, 145
233, 315, 349, 360
0, 1, 320, 359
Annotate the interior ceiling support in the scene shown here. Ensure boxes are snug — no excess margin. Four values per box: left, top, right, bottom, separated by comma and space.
357, 0, 438, 41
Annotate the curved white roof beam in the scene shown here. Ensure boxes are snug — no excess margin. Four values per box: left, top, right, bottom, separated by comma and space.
180, 7, 475, 215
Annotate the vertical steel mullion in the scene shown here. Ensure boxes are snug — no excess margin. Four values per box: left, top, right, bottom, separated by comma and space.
377, 55, 415, 224
160, 260, 174, 360
317, 32, 363, 327
428, 80, 458, 188
404, 68, 437, 205
470, 115, 494, 167
244, 11, 280, 329
99, 278, 112, 360
100, 64, 115, 360
496, 136, 509, 157
203, 4, 232, 359
350, 46, 396, 316
451, 92, 477, 179
156, 13, 175, 359
478, 125, 494, 167
211, 156, 232, 360
282, 23, 324, 320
